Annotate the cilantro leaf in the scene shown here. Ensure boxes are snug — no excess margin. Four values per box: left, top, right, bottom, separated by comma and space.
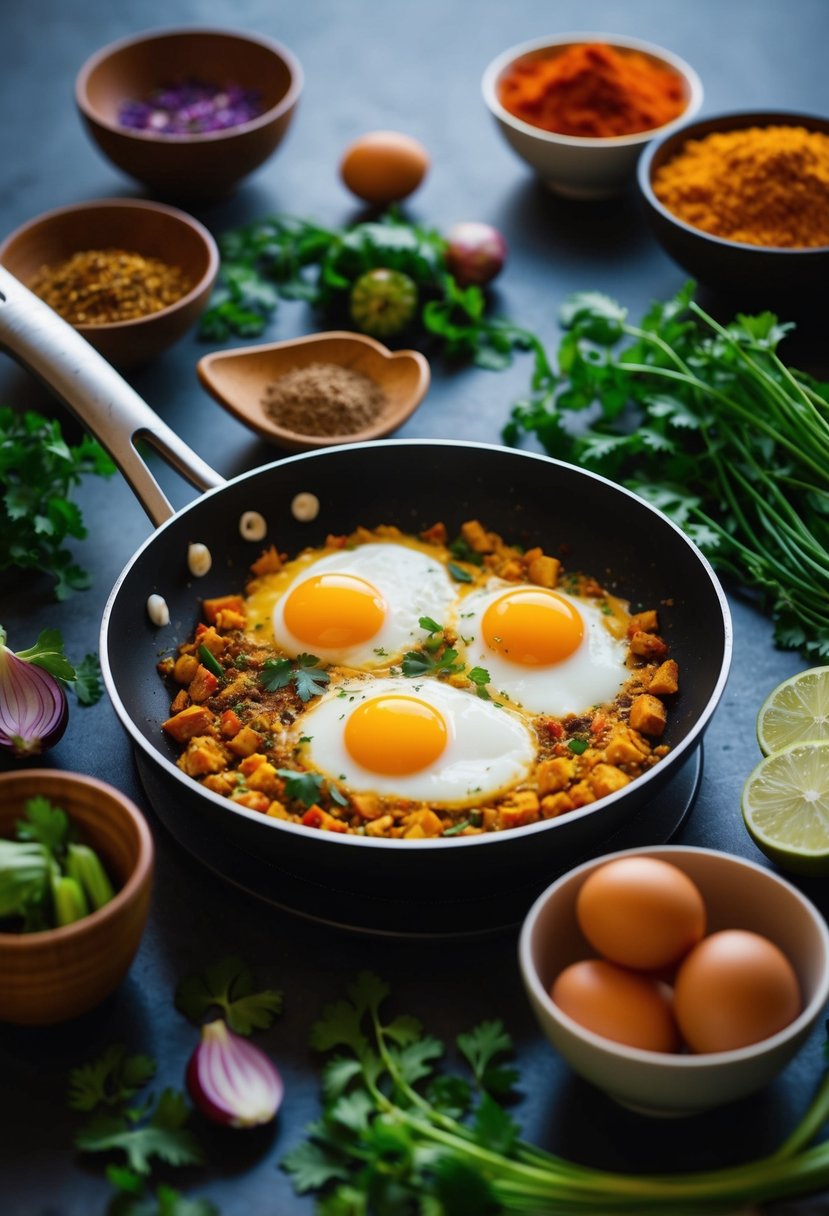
401, 647, 464, 678
466, 666, 491, 699
261, 653, 330, 701
456, 1020, 518, 1097
277, 768, 326, 808
260, 657, 293, 692
293, 659, 331, 701
174, 956, 283, 1036
15, 795, 69, 853
75, 1090, 203, 1175
67, 652, 104, 705
281, 1139, 352, 1194
447, 561, 474, 583
68, 1045, 157, 1112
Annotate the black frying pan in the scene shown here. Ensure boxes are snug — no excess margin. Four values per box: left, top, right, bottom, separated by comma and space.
0, 267, 732, 934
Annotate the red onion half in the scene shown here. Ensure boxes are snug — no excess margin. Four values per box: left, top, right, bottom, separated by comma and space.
0, 640, 68, 758
186, 1020, 284, 1128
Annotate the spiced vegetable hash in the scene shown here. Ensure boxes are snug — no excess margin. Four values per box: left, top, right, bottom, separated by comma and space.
157, 521, 678, 838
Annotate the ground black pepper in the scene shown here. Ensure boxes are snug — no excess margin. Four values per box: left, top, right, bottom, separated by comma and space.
261, 361, 387, 436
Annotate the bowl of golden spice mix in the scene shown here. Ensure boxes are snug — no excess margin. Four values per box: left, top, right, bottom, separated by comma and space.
482, 33, 703, 198
0, 198, 219, 366
638, 111, 829, 305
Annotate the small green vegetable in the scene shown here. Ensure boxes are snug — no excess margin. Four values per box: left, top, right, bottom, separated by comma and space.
0, 406, 116, 599
197, 644, 224, 679
65, 842, 115, 910
568, 738, 589, 755
52, 874, 89, 926
174, 956, 283, 1036
349, 267, 418, 337
0, 796, 115, 931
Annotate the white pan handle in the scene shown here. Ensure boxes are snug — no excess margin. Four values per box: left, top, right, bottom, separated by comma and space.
0, 265, 224, 527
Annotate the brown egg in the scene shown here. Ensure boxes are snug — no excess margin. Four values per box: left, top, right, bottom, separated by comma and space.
674, 929, 802, 1053
340, 131, 429, 205
576, 856, 706, 971
551, 959, 680, 1053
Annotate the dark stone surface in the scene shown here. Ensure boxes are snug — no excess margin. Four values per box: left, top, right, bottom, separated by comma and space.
1, 1, 828, 1212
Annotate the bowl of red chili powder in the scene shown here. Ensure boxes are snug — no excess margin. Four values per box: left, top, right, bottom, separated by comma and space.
482, 34, 703, 199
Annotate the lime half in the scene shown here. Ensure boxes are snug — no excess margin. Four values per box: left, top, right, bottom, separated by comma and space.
756, 666, 829, 756
742, 740, 829, 875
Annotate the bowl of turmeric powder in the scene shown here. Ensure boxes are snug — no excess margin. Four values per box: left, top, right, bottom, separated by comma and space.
0, 197, 219, 367
482, 34, 703, 199
638, 110, 829, 305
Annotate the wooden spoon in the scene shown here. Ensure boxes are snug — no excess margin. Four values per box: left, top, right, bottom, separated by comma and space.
197, 330, 430, 452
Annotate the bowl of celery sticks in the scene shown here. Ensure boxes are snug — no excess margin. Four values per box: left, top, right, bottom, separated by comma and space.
0, 769, 153, 1025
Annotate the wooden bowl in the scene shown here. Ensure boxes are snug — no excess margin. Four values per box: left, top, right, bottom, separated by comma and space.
197, 331, 431, 452
75, 27, 303, 199
0, 198, 219, 368
0, 769, 154, 1026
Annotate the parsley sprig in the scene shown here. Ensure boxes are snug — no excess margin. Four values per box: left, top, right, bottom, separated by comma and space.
260, 652, 331, 701
0, 406, 116, 599
504, 284, 829, 660
401, 617, 492, 698
282, 974, 829, 1213
68, 1045, 214, 1215
174, 956, 283, 1036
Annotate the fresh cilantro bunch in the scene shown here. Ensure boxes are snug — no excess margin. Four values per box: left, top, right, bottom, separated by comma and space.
260, 652, 331, 701
199, 211, 539, 371
282, 976, 829, 1214
67, 1045, 216, 1216
0, 406, 116, 599
504, 284, 829, 660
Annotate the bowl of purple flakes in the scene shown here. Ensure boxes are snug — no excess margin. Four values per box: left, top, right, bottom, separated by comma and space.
76, 27, 303, 200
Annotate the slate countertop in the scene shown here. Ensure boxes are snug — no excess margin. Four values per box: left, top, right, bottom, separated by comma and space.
1, 1, 827, 1212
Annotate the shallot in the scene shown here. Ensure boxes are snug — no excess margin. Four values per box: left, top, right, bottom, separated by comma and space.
445, 221, 508, 286
186, 1020, 283, 1128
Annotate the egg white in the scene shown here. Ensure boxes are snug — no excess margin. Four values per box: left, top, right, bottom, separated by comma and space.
271, 542, 457, 668
296, 675, 537, 805
455, 582, 629, 716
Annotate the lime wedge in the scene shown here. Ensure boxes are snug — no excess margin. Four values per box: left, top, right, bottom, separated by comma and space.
756, 666, 829, 756
742, 741, 829, 875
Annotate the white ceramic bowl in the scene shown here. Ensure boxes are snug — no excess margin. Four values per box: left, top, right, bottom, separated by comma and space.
482, 33, 703, 199
519, 845, 829, 1116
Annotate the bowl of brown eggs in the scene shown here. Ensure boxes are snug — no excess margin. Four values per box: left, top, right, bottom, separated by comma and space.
519, 845, 829, 1115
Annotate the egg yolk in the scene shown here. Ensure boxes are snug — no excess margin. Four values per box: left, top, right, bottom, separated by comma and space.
482, 588, 584, 665
344, 695, 448, 775
282, 573, 386, 649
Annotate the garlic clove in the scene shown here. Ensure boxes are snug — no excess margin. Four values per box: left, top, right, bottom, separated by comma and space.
186, 1019, 283, 1128
188, 543, 213, 577
146, 594, 170, 627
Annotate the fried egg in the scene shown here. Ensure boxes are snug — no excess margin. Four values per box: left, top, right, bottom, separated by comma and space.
296, 675, 536, 805
268, 543, 457, 668
456, 582, 629, 716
